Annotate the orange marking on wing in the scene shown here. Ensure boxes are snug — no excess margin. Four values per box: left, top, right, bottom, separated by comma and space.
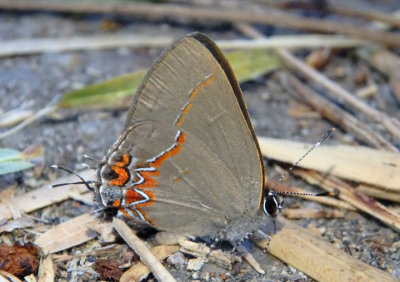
124, 189, 143, 205
151, 132, 185, 168
135, 170, 159, 189
205, 75, 215, 84
112, 200, 121, 207
109, 166, 129, 186
188, 87, 199, 100
139, 209, 155, 226
176, 102, 192, 127
177, 75, 215, 128
119, 208, 129, 217
115, 154, 131, 167
118, 189, 156, 225
125, 189, 155, 207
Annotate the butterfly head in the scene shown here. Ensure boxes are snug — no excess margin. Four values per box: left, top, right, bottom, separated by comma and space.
262, 190, 283, 217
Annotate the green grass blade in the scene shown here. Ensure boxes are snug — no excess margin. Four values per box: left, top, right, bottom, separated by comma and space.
59, 49, 281, 109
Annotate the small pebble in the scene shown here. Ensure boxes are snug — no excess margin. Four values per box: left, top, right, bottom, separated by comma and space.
167, 252, 186, 267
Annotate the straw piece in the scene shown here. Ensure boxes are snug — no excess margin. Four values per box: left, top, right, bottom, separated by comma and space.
113, 218, 176, 282
293, 169, 400, 232
355, 184, 400, 203
258, 136, 400, 191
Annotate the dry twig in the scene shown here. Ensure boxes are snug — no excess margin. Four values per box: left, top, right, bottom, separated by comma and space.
282, 73, 397, 151
276, 50, 400, 144
112, 218, 176, 282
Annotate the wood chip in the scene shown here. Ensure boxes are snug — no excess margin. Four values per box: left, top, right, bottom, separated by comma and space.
179, 239, 209, 257
187, 257, 204, 271
0, 170, 93, 221
35, 213, 97, 254
254, 221, 396, 281
113, 218, 176, 282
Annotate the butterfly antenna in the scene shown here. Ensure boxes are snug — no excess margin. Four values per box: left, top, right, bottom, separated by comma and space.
271, 128, 336, 198
83, 154, 102, 165
50, 165, 94, 191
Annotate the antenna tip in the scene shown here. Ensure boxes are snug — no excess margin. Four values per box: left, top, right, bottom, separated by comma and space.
50, 165, 58, 169
315, 191, 336, 197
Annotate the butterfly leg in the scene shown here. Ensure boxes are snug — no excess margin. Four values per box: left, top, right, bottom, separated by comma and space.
190, 229, 227, 280
230, 230, 256, 254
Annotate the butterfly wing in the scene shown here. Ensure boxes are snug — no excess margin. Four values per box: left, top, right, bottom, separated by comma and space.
99, 33, 264, 236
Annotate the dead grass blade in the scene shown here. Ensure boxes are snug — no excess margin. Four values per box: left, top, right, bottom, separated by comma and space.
281, 73, 396, 151
1, 1, 400, 46
276, 50, 400, 144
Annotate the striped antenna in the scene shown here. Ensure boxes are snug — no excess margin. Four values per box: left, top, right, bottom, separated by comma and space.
272, 128, 336, 197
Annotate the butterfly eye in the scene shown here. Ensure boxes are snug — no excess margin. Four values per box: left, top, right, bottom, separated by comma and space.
263, 190, 280, 217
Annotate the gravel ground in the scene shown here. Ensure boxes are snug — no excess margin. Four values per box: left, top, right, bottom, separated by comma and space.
0, 2, 399, 281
